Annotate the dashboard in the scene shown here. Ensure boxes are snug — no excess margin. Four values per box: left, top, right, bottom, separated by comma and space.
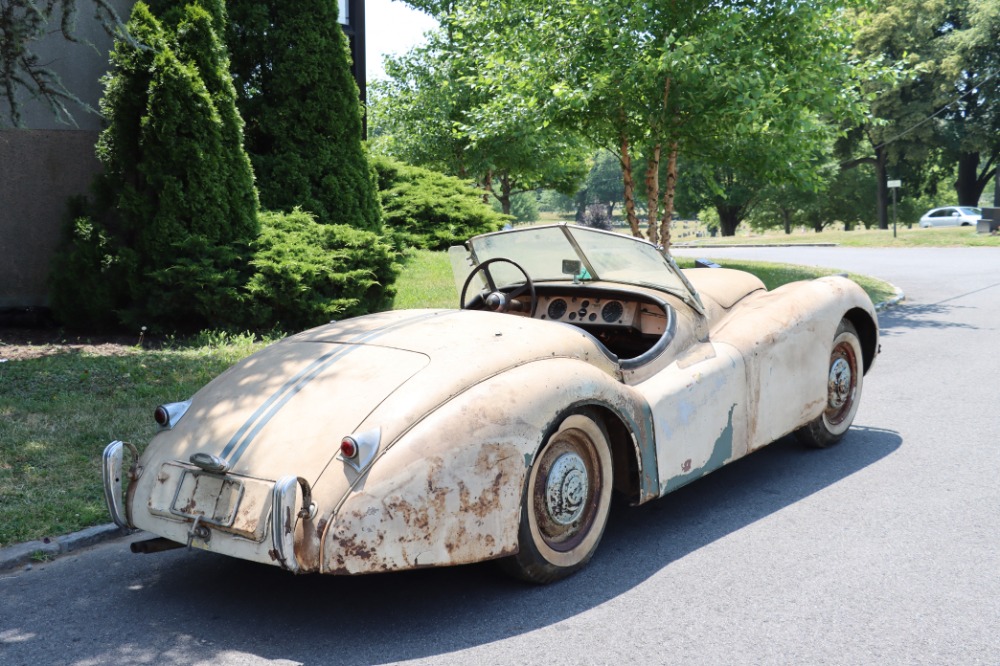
533, 291, 668, 338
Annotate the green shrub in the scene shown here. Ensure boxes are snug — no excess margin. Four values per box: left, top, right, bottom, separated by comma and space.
48, 215, 127, 330
373, 156, 508, 250
244, 209, 399, 331
50, 0, 259, 332
226, 0, 382, 233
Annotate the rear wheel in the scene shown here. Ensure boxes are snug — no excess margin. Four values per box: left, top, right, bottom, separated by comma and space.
796, 319, 863, 448
502, 412, 613, 583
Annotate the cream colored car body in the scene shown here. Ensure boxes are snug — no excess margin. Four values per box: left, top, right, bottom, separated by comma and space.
103, 224, 878, 577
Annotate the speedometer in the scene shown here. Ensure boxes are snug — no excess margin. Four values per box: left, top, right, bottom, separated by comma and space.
547, 299, 568, 319
601, 301, 624, 323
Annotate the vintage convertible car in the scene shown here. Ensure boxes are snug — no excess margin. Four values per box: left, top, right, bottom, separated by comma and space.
103, 224, 878, 583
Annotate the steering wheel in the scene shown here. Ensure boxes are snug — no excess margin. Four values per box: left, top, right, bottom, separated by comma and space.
460, 257, 537, 317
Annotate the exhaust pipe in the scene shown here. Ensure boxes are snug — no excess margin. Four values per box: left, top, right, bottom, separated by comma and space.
130, 537, 184, 554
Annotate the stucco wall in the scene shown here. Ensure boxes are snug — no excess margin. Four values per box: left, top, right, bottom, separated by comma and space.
0, 2, 132, 311
0, 130, 102, 308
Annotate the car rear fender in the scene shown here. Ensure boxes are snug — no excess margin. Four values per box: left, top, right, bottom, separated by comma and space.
319, 358, 655, 575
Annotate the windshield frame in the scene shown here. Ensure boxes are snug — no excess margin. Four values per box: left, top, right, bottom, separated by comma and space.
457, 223, 704, 313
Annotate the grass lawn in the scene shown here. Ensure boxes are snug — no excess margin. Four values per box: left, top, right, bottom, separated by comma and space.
675, 224, 1000, 248
0, 247, 898, 548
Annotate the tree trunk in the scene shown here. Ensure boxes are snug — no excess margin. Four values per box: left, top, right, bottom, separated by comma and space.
994, 165, 1000, 207
955, 152, 982, 206
620, 132, 641, 237
658, 143, 678, 253
645, 144, 661, 245
782, 207, 792, 234
499, 173, 512, 215
717, 203, 742, 236
482, 169, 493, 207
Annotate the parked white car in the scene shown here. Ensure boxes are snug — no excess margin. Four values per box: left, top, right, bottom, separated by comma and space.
919, 206, 982, 227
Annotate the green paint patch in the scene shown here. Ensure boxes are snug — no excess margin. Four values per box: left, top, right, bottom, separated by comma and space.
665, 403, 736, 493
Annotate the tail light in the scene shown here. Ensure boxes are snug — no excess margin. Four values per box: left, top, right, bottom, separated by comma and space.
338, 428, 381, 473
153, 400, 192, 429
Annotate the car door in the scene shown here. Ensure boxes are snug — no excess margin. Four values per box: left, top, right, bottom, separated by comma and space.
633, 341, 751, 495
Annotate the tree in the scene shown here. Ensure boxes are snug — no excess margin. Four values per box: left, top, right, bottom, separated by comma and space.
0, 0, 121, 127
583, 150, 625, 220
226, 0, 382, 232
457, 0, 869, 245
847, 0, 1000, 223
369, 22, 588, 216
50, 0, 259, 330
938, 0, 1000, 205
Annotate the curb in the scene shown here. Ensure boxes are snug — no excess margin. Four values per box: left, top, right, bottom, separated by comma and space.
673, 243, 840, 248
875, 286, 905, 311
0, 524, 127, 572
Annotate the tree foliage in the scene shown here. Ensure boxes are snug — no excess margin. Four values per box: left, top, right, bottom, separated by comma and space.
226, 0, 382, 232
452, 0, 872, 243
368, 22, 588, 216
50, 0, 259, 331
845, 0, 1000, 223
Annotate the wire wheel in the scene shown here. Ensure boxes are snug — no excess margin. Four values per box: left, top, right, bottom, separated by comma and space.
502, 412, 613, 583
797, 319, 864, 448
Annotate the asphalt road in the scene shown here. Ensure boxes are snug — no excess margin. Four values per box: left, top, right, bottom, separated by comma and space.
3, 247, 999, 666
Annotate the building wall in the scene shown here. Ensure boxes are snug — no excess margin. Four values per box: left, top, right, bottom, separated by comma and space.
0, 2, 131, 311
1, 0, 366, 313
0, 130, 101, 308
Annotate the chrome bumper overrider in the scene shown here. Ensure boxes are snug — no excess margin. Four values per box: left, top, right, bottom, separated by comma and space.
102, 440, 139, 529
270, 476, 316, 573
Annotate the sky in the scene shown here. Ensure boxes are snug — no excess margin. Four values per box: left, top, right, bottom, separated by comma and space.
364, 0, 438, 81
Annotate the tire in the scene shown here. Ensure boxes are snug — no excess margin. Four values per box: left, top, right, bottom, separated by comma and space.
501, 412, 613, 583
796, 319, 863, 448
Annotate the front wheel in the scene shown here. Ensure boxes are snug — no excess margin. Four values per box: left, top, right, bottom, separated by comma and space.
501, 412, 613, 583
796, 319, 863, 448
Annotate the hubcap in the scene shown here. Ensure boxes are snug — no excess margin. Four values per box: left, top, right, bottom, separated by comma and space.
828, 357, 852, 410
544, 452, 588, 525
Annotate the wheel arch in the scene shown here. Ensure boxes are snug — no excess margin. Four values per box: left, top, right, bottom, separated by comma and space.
582, 403, 648, 506
844, 306, 878, 374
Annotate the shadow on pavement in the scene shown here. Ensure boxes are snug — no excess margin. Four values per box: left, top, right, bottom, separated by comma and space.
2, 425, 900, 665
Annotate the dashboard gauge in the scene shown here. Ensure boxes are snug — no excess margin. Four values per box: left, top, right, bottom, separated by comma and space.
601, 301, 624, 323
547, 298, 568, 319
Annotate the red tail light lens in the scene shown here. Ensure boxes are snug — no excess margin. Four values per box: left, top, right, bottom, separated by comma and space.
340, 437, 359, 459
154, 406, 170, 427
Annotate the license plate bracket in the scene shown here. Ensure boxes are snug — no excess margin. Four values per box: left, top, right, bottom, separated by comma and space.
170, 470, 244, 528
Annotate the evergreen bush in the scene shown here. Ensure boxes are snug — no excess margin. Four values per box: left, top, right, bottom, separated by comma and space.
50, 0, 259, 332
227, 0, 382, 233
245, 209, 398, 331
373, 156, 507, 250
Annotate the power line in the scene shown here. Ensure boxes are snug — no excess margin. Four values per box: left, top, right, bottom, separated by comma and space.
870, 68, 999, 152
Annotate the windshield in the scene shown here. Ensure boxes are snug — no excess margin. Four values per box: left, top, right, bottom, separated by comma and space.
452, 224, 701, 310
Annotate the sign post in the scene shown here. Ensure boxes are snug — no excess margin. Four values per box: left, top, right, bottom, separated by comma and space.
887, 180, 901, 238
